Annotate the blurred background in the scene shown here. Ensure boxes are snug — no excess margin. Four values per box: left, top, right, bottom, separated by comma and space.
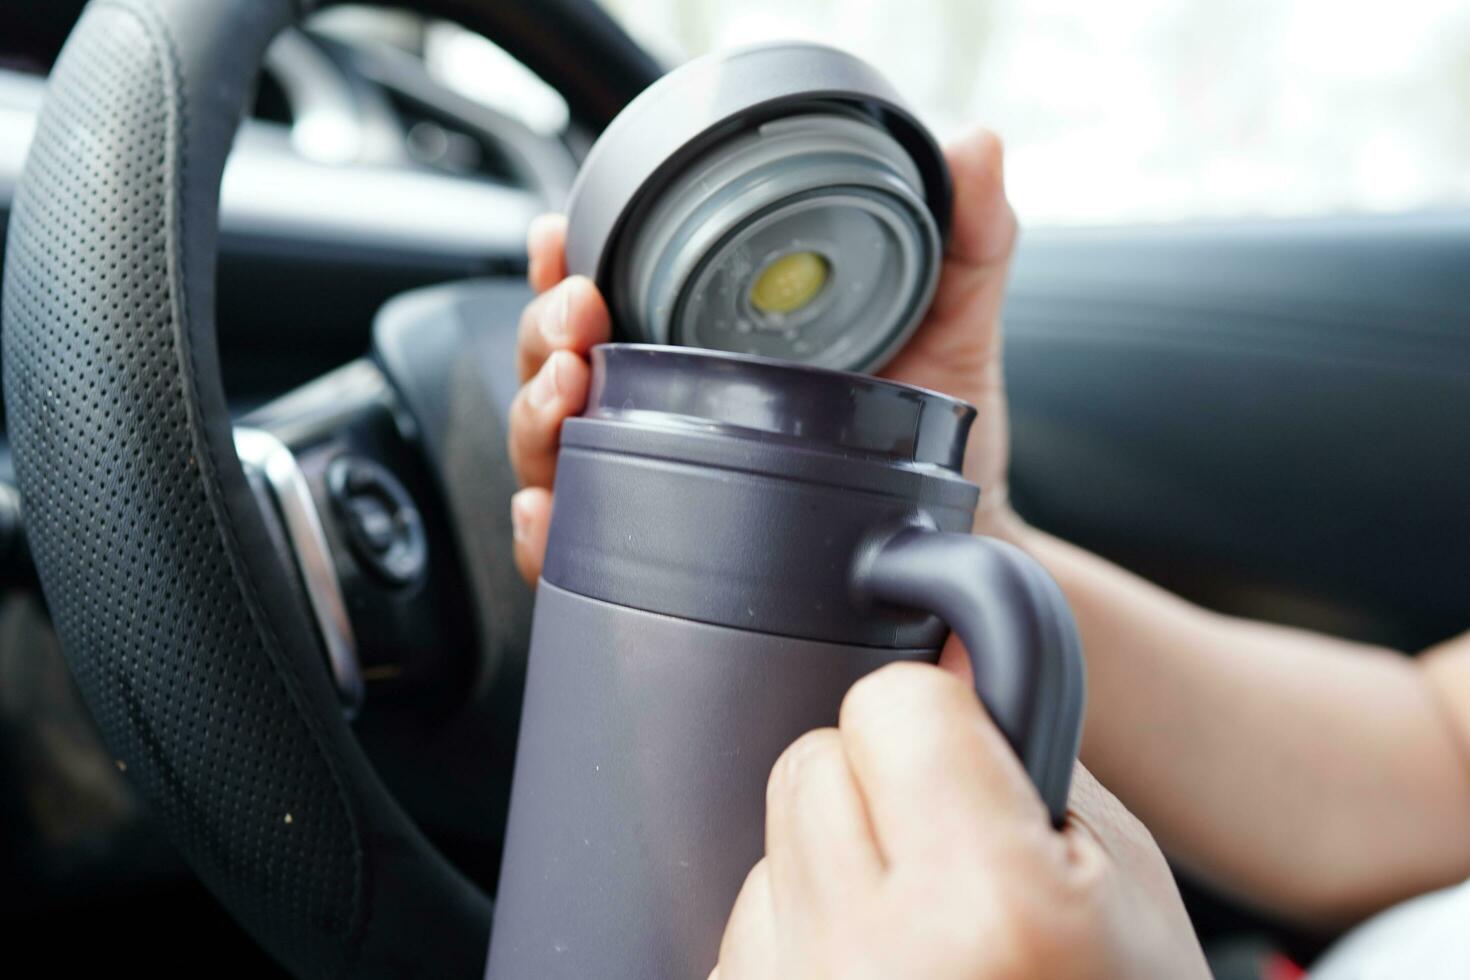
605, 0, 1470, 224
429, 0, 1470, 226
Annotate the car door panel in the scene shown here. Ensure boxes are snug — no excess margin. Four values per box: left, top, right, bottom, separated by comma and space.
1006, 213, 1470, 651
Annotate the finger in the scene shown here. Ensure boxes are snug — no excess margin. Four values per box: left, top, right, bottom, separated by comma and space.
930, 129, 1017, 320
715, 860, 779, 980
526, 213, 568, 294
944, 129, 1017, 269
838, 662, 1047, 866
508, 349, 591, 490
936, 632, 975, 687
880, 129, 1015, 384
765, 729, 883, 914
510, 487, 552, 586
515, 275, 611, 383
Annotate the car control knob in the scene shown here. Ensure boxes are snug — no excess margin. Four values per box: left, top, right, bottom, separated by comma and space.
327, 456, 428, 587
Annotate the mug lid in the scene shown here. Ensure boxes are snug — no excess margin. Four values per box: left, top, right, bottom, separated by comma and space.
582, 344, 975, 474
565, 42, 952, 292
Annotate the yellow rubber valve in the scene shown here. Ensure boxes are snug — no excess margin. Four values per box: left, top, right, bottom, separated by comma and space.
749, 251, 829, 315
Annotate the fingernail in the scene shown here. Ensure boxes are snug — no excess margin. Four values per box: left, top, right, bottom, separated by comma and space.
510, 493, 530, 541
527, 356, 560, 410
541, 279, 575, 345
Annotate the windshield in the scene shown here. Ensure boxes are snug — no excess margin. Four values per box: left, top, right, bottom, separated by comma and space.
601, 0, 1470, 226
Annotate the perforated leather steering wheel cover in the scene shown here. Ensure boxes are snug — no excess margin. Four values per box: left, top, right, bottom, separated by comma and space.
1, 1, 490, 976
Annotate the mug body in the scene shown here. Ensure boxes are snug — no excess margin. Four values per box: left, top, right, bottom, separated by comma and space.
486, 583, 932, 979
488, 345, 981, 979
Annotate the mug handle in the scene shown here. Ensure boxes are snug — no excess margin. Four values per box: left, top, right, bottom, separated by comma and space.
852, 528, 1086, 825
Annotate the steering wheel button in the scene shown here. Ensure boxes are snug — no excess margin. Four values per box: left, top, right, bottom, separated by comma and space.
327, 456, 428, 586
346, 496, 397, 552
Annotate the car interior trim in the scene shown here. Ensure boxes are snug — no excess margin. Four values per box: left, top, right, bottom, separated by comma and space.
235, 426, 366, 716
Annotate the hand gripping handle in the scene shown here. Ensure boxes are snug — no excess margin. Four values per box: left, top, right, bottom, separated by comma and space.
854, 528, 1086, 825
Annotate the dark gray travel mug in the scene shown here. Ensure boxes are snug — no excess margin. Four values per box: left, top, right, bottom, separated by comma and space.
486, 344, 1085, 980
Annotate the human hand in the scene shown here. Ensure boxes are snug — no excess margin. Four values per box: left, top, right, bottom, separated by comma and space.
504, 219, 611, 585
711, 663, 1210, 980
507, 128, 1023, 585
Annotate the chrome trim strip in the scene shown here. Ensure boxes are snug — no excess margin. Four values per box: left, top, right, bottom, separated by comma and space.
234, 427, 366, 716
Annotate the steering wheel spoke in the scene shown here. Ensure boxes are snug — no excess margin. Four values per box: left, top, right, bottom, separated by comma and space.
233, 354, 487, 721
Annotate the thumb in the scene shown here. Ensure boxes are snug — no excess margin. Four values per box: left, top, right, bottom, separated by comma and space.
942, 128, 1018, 274
924, 128, 1018, 338
881, 128, 1017, 383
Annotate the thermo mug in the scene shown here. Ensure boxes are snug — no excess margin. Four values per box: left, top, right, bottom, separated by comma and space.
486, 344, 1085, 979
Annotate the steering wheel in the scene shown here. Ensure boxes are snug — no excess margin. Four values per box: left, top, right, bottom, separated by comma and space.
1, 1, 658, 977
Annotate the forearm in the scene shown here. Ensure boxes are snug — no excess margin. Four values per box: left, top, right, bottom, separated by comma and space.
1021, 527, 1470, 926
